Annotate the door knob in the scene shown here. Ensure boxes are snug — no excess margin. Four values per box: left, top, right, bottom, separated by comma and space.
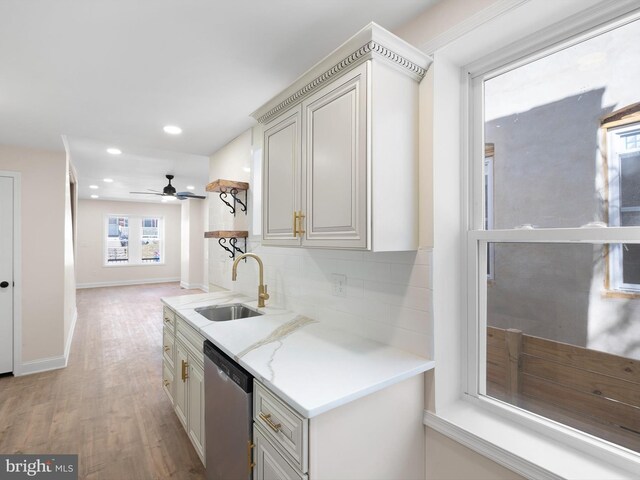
0, 281, 9, 288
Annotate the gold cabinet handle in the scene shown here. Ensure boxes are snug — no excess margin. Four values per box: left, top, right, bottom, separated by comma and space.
297, 210, 305, 235
293, 211, 298, 237
247, 441, 255, 472
181, 360, 189, 382
164, 317, 171, 324
259, 412, 281, 432
163, 380, 170, 387
163, 345, 170, 352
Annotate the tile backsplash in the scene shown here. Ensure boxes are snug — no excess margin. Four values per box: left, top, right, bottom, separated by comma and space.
209, 241, 433, 358
207, 128, 433, 359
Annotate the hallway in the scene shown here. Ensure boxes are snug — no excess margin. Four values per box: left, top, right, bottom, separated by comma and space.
0, 283, 206, 479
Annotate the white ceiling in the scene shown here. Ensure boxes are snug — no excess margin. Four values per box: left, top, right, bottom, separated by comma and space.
67, 137, 210, 202
0, 0, 436, 201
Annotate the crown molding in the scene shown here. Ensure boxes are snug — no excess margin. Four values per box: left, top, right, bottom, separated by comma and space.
251, 22, 431, 124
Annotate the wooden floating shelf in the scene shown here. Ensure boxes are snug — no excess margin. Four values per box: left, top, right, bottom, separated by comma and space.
206, 179, 249, 192
204, 230, 249, 239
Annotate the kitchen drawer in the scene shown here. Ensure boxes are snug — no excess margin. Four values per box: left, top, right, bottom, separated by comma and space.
162, 306, 175, 332
162, 327, 175, 367
254, 424, 307, 480
162, 361, 175, 405
176, 316, 205, 366
254, 381, 308, 473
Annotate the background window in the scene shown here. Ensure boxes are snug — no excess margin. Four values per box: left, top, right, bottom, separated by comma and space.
607, 123, 640, 293
106, 216, 129, 263
105, 215, 163, 265
141, 217, 161, 263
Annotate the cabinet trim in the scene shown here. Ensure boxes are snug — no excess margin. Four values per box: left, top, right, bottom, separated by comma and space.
254, 40, 427, 124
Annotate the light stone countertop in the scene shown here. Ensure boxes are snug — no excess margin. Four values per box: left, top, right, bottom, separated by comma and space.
162, 290, 435, 418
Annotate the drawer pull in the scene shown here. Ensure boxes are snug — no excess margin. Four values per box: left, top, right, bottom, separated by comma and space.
247, 441, 255, 472
163, 345, 170, 352
163, 380, 170, 387
181, 360, 189, 382
259, 412, 281, 432
164, 317, 172, 324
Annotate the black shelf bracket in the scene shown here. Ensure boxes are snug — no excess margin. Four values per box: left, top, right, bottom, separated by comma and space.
217, 237, 246, 260
219, 188, 248, 216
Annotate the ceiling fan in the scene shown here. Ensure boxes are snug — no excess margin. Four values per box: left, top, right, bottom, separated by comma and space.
130, 174, 205, 200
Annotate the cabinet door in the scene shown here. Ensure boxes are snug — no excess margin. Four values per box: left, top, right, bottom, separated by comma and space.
263, 107, 302, 246
174, 342, 189, 428
162, 328, 175, 368
254, 427, 306, 480
301, 62, 369, 249
162, 361, 175, 406
188, 359, 206, 464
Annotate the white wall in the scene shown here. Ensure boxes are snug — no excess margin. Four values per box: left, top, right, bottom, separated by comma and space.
63, 151, 77, 357
181, 198, 206, 290
0, 144, 68, 366
76, 199, 181, 287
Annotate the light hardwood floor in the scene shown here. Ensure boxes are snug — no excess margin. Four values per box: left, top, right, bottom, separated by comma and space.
0, 283, 206, 479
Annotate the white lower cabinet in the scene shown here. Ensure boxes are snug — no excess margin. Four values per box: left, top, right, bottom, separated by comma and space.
252, 375, 425, 480
254, 426, 307, 480
174, 341, 189, 428
187, 359, 206, 459
162, 306, 206, 466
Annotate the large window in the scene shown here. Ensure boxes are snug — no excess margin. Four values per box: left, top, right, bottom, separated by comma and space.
105, 215, 163, 265
472, 15, 640, 456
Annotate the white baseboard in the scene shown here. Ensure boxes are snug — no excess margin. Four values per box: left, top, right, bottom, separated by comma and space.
14, 308, 78, 377
17, 355, 67, 376
180, 281, 208, 291
76, 277, 180, 289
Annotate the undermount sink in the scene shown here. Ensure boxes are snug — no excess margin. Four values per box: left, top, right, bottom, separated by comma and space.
195, 303, 263, 322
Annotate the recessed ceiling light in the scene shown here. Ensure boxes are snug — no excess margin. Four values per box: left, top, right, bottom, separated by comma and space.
186, 185, 195, 190
103, 178, 114, 183
106, 148, 122, 155
243, 167, 251, 173
89, 185, 99, 189
163, 125, 182, 135
91, 194, 99, 199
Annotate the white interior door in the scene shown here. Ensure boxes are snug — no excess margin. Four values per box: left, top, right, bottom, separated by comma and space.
0, 176, 14, 374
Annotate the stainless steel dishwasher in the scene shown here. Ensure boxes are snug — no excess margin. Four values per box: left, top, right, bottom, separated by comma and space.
204, 340, 253, 480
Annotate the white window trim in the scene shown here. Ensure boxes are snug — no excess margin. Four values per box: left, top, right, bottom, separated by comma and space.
608, 124, 640, 293
103, 214, 165, 267
426, 1, 640, 479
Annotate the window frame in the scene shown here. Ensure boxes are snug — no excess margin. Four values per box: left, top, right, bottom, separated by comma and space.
604, 121, 640, 294
103, 214, 165, 267
466, 9, 640, 467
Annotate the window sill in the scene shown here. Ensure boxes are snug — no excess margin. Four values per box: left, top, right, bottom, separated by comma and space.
103, 262, 166, 268
601, 289, 640, 300
423, 397, 639, 479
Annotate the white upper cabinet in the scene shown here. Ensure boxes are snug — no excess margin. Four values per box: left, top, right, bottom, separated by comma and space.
302, 62, 368, 249
263, 107, 302, 246
253, 23, 431, 251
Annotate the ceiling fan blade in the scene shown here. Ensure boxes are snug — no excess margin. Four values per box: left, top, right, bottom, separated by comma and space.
130, 191, 164, 196
147, 189, 161, 192
176, 192, 206, 199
